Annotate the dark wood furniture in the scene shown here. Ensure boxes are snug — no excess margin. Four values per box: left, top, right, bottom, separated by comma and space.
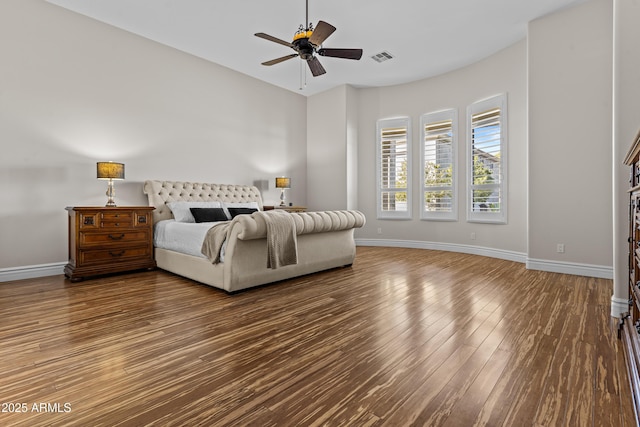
622, 130, 640, 422
64, 206, 156, 281
263, 205, 307, 213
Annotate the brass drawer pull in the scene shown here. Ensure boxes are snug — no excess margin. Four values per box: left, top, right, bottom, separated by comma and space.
108, 234, 125, 240
109, 251, 125, 257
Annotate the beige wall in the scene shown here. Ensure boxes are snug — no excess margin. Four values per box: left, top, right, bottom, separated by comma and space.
0, 0, 619, 281
316, 0, 613, 277
307, 85, 359, 211
0, 0, 307, 270
354, 40, 528, 256
528, 0, 613, 268
306, 86, 347, 211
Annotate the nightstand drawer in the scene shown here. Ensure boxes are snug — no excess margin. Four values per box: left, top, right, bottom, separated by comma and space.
78, 211, 138, 229
101, 211, 133, 228
78, 230, 150, 246
101, 211, 133, 222
78, 246, 152, 265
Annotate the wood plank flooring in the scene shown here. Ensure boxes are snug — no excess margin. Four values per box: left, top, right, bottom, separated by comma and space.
0, 246, 635, 426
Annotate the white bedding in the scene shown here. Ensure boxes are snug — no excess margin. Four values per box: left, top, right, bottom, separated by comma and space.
154, 220, 228, 259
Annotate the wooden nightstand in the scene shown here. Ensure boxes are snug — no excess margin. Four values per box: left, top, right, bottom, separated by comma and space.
263, 205, 307, 213
64, 206, 156, 281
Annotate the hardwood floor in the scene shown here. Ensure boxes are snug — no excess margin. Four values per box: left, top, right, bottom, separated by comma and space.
0, 247, 634, 426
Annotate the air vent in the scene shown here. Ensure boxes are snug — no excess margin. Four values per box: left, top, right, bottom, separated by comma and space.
371, 51, 394, 63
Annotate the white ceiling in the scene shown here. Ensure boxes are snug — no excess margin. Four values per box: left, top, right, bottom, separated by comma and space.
45, 0, 586, 96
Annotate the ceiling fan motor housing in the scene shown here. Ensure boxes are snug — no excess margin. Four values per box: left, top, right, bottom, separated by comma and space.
293, 38, 315, 60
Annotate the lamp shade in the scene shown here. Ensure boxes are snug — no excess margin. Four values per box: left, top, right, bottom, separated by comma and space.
275, 177, 290, 189
97, 162, 125, 180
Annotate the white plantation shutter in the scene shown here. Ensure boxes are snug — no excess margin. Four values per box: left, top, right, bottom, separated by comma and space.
377, 117, 411, 219
467, 94, 507, 223
421, 109, 457, 220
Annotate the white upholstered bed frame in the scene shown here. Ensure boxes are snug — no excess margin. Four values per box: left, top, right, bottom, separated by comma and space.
143, 180, 365, 293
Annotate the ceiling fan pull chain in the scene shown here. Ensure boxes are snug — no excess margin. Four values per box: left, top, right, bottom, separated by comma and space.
299, 58, 307, 90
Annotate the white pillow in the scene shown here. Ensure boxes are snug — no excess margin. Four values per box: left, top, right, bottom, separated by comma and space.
222, 201, 260, 219
167, 201, 223, 223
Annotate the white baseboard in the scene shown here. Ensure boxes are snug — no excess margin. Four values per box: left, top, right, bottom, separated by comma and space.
355, 238, 527, 263
356, 238, 613, 279
2, 243, 614, 283
526, 258, 613, 279
0, 262, 66, 282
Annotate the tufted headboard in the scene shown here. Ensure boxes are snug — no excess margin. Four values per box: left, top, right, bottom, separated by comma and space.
143, 180, 264, 223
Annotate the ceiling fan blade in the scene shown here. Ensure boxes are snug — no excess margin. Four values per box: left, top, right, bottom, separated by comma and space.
317, 48, 363, 60
307, 56, 326, 77
255, 32, 293, 48
308, 20, 336, 46
261, 54, 299, 66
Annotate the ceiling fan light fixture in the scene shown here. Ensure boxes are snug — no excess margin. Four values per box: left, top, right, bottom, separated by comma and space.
293, 25, 313, 42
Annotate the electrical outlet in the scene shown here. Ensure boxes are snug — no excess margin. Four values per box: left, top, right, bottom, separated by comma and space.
470, 232, 476, 240
377, 227, 382, 235
557, 243, 565, 253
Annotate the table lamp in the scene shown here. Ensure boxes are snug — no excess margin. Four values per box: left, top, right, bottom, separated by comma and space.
97, 162, 125, 207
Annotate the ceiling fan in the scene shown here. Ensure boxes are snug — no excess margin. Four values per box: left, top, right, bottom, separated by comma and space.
254, 0, 363, 77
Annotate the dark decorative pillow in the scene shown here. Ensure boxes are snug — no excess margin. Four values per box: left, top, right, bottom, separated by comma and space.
228, 207, 258, 218
189, 207, 229, 223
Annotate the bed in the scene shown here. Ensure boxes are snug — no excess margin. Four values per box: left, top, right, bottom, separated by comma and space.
143, 180, 366, 292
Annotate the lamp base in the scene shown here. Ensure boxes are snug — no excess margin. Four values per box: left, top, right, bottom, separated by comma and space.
105, 180, 117, 207
279, 188, 286, 206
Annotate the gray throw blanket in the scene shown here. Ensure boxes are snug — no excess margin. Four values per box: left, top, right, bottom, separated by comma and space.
200, 211, 299, 268
201, 222, 231, 264
256, 210, 298, 269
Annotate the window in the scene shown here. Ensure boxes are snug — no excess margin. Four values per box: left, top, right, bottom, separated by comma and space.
467, 94, 507, 223
420, 109, 457, 220
376, 117, 411, 219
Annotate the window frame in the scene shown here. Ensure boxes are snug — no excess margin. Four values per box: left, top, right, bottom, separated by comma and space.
420, 109, 458, 221
376, 117, 412, 220
466, 94, 508, 224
